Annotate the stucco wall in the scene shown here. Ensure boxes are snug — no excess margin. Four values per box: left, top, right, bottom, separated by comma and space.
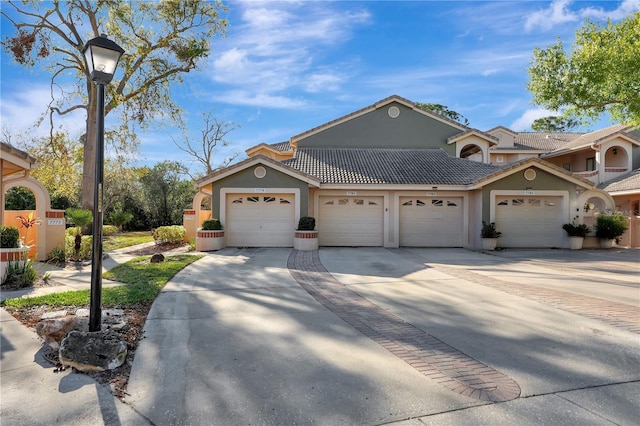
211, 165, 309, 221
296, 102, 461, 155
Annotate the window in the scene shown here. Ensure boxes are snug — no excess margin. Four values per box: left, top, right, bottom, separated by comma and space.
563, 163, 571, 171
529, 199, 541, 207
586, 157, 596, 171
231, 198, 243, 204
496, 156, 504, 163
498, 200, 508, 206
402, 200, 413, 206
512, 199, 524, 206
338, 199, 348, 205
247, 196, 259, 203
447, 201, 457, 207
264, 196, 276, 203
324, 200, 334, 205
368, 200, 378, 206
432, 199, 443, 206
354, 199, 364, 205
280, 198, 291, 204
416, 200, 425, 206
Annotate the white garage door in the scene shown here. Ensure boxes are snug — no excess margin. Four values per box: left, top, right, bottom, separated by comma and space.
400, 197, 464, 247
226, 194, 295, 247
495, 196, 563, 248
319, 196, 383, 246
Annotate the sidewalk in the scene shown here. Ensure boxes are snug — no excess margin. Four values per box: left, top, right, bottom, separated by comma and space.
1, 243, 155, 425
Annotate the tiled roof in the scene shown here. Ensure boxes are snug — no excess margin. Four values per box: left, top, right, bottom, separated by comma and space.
269, 141, 292, 152
512, 133, 582, 151
282, 148, 500, 185
549, 124, 631, 153
598, 169, 640, 193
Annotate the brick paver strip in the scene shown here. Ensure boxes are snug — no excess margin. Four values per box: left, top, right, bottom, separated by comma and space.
287, 250, 521, 402
399, 250, 640, 335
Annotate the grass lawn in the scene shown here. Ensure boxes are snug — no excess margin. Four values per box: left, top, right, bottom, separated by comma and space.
2, 254, 203, 310
102, 231, 155, 252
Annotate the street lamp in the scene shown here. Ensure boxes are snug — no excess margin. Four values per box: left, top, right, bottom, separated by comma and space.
82, 35, 124, 332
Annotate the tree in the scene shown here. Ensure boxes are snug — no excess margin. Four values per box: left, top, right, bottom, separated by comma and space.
65, 207, 92, 259
173, 109, 240, 178
1, 0, 229, 212
415, 102, 470, 126
531, 116, 579, 132
4, 187, 36, 210
22, 132, 83, 206
108, 206, 133, 232
139, 161, 196, 228
528, 12, 640, 128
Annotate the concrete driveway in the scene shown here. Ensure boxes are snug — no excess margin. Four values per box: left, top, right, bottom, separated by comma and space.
126, 247, 640, 425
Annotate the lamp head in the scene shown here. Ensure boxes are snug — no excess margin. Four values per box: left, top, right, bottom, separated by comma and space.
82, 35, 124, 84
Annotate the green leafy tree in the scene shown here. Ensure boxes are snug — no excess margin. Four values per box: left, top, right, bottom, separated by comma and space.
65, 207, 92, 259
1, 0, 229, 213
4, 186, 36, 210
528, 12, 640, 127
140, 161, 196, 228
108, 206, 133, 232
22, 132, 83, 206
415, 102, 470, 126
531, 116, 579, 132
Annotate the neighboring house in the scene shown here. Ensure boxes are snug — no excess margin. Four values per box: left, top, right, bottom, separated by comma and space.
187, 95, 637, 249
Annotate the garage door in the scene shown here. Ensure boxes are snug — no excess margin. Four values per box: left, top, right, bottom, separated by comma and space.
226, 194, 295, 247
495, 196, 563, 247
400, 197, 464, 247
319, 196, 383, 246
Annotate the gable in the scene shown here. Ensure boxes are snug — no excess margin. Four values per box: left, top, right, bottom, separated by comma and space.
295, 101, 464, 154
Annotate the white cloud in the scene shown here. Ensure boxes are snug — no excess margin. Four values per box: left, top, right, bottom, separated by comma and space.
510, 108, 557, 131
212, 90, 307, 109
209, 1, 371, 108
0, 83, 86, 139
525, 0, 640, 32
525, 0, 578, 32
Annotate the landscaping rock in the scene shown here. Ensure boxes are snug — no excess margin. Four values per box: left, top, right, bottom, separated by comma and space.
59, 330, 127, 372
150, 253, 165, 263
36, 317, 88, 350
40, 310, 68, 320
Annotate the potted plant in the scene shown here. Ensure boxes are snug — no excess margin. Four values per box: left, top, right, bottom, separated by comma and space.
481, 221, 501, 250
594, 212, 628, 248
196, 218, 225, 251
562, 222, 590, 250
1, 225, 29, 284
294, 216, 318, 251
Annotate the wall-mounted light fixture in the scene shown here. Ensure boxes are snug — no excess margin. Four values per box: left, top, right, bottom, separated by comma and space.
612, 148, 618, 156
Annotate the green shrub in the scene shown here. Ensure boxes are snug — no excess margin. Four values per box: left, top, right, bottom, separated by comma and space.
2, 259, 37, 287
65, 234, 93, 261
103, 225, 118, 236
153, 226, 186, 245
481, 221, 502, 238
595, 212, 628, 240
0, 226, 20, 248
297, 216, 316, 231
47, 246, 66, 264
201, 218, 222, 230
562, 222, 590, 238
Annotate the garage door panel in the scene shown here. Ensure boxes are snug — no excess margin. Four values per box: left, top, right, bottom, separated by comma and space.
496, 196, 563, 248
400, 197, 464, 247
226, 194, 294, 247
319, 197, 383, 246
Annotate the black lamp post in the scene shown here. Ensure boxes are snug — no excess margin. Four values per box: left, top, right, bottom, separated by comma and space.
82, 35, 124, 332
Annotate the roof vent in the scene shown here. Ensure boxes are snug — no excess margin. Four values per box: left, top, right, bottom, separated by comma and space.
388, 106, 400, 118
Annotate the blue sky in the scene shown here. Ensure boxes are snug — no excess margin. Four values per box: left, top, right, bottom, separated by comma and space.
1, 0, 638, 172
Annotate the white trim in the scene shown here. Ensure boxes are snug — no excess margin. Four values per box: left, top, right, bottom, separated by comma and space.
221, 187, 301, 230
197, 156, 320, 188
471, 160, 594, 190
